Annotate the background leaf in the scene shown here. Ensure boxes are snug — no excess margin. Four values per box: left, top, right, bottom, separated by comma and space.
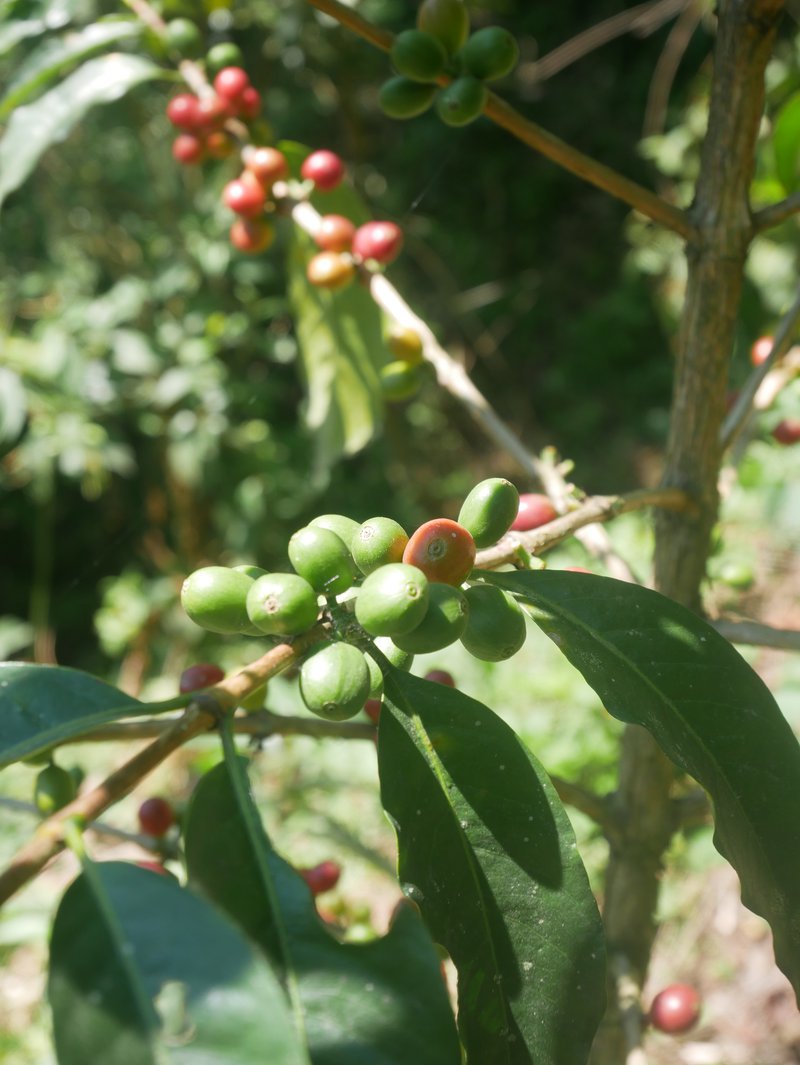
773, 92, 800, 192
0, 53, 163, 210
487, 568, 800, 1003
0, 662, 164, 766
184, 751, 462, 1065
49, 860, 309, 1065
379, 669, 606, 1065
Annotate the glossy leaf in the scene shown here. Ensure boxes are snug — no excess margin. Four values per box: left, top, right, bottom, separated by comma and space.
49, 861, 308, 1065
0, 20, 143, 117
379, 669, 606, 1064
184, 751, 461, 1065
0, 53, 163, 211
487, 568, 800, 1001
774, 92, 800, 192
286, 172, 384, 475
0, 662, 172, 766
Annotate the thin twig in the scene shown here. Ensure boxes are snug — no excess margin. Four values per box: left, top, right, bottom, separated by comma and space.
302, 0, 694, 240
550, 777, 620, 841
710, 619, 800, 652
611, 953, 649, 1065
751, 189, 800, 233
643, 0, 704, 139
0, 797, 180, 852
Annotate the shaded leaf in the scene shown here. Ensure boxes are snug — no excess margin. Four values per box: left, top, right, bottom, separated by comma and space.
184, 752, 461, 1065
0, 53, 163, 210
487, 568, 800, 1002
0, 0, 80, 57
774, 92, 800, 193
0, 20, 142, 117
0, 662, 169, 766
0, 367, 27, 445
49, 861, 308, 1065
379, 669, 606, 1064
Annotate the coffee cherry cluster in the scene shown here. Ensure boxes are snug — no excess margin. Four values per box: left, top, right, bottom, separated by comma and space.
379, 0, 519, 127
167, 66, 262, 166
306, 207, 405, 295
180, 477, 538, 724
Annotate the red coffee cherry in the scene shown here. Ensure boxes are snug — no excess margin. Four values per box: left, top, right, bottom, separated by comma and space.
166, 92, 201, 129
315, 214, 357, 253
424, 668, 455, 686
223, 176, 267, 217
750, 335, 773, 367
306, 251, 356, 290
213, 66, 250, 105
510, 493, 558, 531
230, 217, 275, 254
301, 149, 345, 191
239, 85, 262, 118
773, 418, 800, 445
179, 662, 225, 693
363, 698, 382, 724
402, 518, 476, 586
172, 133, 205, 165
205, 130, 235, 159
244, 146, 289, 186
352, 221, 404, 264
299, 860, 342, 896
648, 984, 701, 1034
137, 797, 175, 838
195, 94, 230, 131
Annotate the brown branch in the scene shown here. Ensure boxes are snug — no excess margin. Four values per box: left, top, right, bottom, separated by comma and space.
711, 619, 800, 652
474, 487, 694, 570
751, 190, 800, 233
550, 776, 621, 842
0, 628, 326, 908
302, 0, 694, 240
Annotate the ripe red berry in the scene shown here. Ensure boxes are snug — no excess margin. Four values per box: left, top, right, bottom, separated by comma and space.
230, 217, 275, 254
363, 698, 382, 724
239, 85, 262, 118
299, 860, 341, 896
166, 93, 201, 129
510, 493, 558, 532
172, 133, 205, 165
300, 149, 345, 191
315, 214, 357, 252
352, 221, 404, 264
137, 797, 175, 838
195, 94, 230, 131
424, 669, 455, 686
772, 418, 800, 445
244, 146, 289, 186
648, 984, 701, 1034
403, 518, 476, 586
213, 66, 250, 104
750, 334, 773, 367
223, 176, 267, 217
205, 130, 235, 159
179, 662, 225, 694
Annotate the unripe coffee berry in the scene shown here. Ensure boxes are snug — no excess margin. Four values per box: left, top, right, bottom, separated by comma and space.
379, 77, 437, 120
244, 146, 289, 186
223, 177, 266, 217
207, 42, 244, 74
246, 573, 319, 636
648, 984, 701, 1034
461, 26, 519, 82
288, 526, 356, 595
458, 477, 519, 548
371, 636, 414, 672
436, 76, 487, 127
403, 518, 476, 586
511, 493, 558, 531
213, 66, 250, 104
352, 516, 409, 575
393, 582, 469, 653
300, 150, 345, 191
164, 18, 202, 57
230, 217, 275, 254
179, 662, 225, 693
417, 0, 470, 56
355, 563, 429, 637
352, 221, 404, 265
181, 566, 254, 634
300, 642, 371, 720
138, 796, 175, 837
309, 513, 361, 545
172, 133, 205, 165
34, 764, 77, 816
166, 93, 201, 130
460, 584, 527, 661
387, 325, 424, 365
306, 251, 355, 291
390, 29, 447, 82
315, 214, 357, 253
380, 360, 421, 402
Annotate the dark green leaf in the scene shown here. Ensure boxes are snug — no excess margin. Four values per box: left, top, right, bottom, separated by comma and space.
0, 53, 163, 210
287, 180, 383, 476
0, 20, 143, 117
487, 568, 800, 1002
184, 751, 461, 1065
774, 93, 800, 192
379, 669, 606, 1064
0, 663, 171, 766
49, 861, 308, 1065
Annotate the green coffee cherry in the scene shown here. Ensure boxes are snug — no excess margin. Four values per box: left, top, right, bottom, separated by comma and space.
436, 76, 487, 126
300, 642, 371, 720
371, 636, 414, 672
355, 563, 429, 637
391, 29, 448, 82
394, 582, 469, 653
380, 360, 422, 402
288, 526, 356, 595
246, 573, 320, 636
164, 18, 203, 57
352, 516, 409, 575
460, 27, 519, 82
181, 566, 254, 634
365, 652, 384, 698
309, 513, 360, 548
458, 477, 520, 548
206, 41, 245, 74
417, 0, 470, 56
35, 764, 77, 816
379, 77, 438, 120
233, 564, 269, 579
460, 584, 527, 661
240, 683, 268, 711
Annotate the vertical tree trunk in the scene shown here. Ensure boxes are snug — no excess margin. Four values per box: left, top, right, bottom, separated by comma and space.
593, 2, 785, 1059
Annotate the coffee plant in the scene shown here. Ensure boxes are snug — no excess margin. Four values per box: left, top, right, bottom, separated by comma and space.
1, 1, 800, 1063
